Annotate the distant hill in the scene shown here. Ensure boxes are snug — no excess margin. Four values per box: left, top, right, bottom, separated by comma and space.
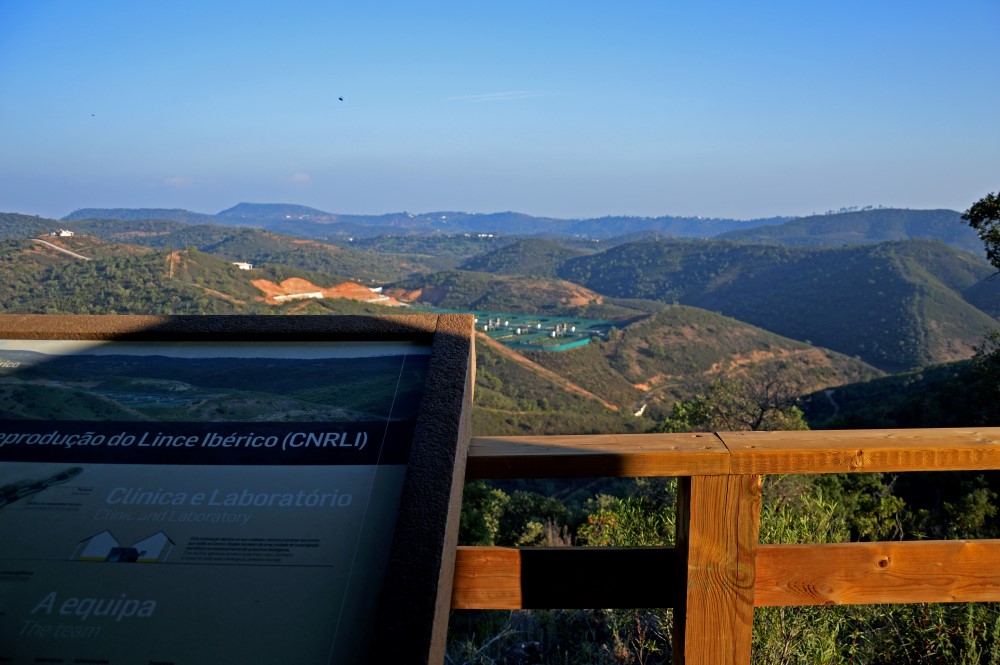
61, 218, 192, 240
962, 274, 1000, 318
55, 203, 789, 240
464, 301, 876, 434
0, 238, 250, 315
559, 238, 997, 371
459, 238, 595, 277
472, 336, 646, 436
523, 306, 881, 416
559, 238, 806, 303
342, 234, 514, 268
564, 215, 793, 238
62, 208, 220, 225
0, 212, 60, 240
717, 208, 982, 255
688, 240, 997, 371
801, 360, 998, 429
387, 270, 609, 316
209, 204, 790, 240
0, 236, 398, 317
53, 204, 981, 252
59, 222, 438, 284
216, 203, 335, 225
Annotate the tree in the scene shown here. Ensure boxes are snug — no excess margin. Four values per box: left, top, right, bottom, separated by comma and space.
965, 190, 1000, 423
655, 369, 808, 433
962, 190, 1000, 270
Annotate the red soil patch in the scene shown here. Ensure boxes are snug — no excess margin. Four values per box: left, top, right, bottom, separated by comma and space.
252, 278, 406, 306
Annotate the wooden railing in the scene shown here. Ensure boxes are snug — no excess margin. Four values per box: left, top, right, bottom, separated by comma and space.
450, 428, 1000, 664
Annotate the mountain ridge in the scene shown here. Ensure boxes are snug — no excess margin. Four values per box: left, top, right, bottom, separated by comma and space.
54, 204, 979, 253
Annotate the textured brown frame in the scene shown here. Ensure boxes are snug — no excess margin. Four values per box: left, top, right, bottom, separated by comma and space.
0, 313, 475, 665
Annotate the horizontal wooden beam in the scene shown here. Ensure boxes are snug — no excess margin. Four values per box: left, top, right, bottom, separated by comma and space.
467, 428, 1000, 479
453, 540, 1000, 610
452, 546, 679, 609
754, 539, 1000, 606
467, 433, 729, 479
720, 428, 1000, 475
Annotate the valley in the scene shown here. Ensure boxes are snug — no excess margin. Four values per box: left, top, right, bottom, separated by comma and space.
2, 204, 995, 435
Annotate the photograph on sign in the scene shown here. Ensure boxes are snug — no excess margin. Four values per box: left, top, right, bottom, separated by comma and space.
0, 339, 430, 664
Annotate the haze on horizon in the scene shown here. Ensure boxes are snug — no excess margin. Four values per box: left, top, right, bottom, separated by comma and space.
1, 1, 998, 222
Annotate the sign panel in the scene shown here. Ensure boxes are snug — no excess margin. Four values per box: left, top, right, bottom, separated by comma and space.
0, 338, 432, 664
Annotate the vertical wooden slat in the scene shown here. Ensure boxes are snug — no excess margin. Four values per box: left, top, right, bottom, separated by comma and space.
733, 475, 762, 663
673, 474, 762, 665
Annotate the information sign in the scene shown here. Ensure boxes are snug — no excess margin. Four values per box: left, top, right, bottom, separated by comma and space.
0, 314, 474, 665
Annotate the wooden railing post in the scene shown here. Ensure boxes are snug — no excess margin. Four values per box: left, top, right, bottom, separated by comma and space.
673, 474, 762, 665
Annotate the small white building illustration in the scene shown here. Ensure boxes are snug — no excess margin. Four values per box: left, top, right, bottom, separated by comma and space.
74, 530, 174, 563
133, 532, 174, 562
76, 530, 120, 561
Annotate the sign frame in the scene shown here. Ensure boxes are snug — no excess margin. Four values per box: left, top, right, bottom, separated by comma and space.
0, 313, 475, 665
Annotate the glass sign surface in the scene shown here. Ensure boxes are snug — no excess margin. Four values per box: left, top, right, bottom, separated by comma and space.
0, 339, 430, 664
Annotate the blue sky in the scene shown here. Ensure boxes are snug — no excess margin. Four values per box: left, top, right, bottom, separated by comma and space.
2, 0, 998, 220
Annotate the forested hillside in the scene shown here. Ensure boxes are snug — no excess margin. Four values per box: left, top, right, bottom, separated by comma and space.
0, 237, 390, 317
56, 203, 786, 241
388, 270, 610, 316
560, 238, 997, 371
59, 204, 985, 252
523, 306, 880, 417
0, 213, 56, 240
63, 207, 219, 224
10, 210, 998, 375
718, 207, 983, 254
459, 237, 596, 277
62, 221, 440, 283
344, 233, 512, 265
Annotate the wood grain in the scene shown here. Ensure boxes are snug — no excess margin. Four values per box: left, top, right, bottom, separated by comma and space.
451, 546, 679, 609
453, 546, 523, 609
720, 428, 1000, 475
673, 475, 761, 665
453, 540, 1000, 611
755, 540, 1000, 606
469, 428, 1000, 479
467, 433, 729, 479
454, 428, 1000, 665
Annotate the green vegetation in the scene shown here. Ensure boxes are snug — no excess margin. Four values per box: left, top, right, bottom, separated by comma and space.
344, 233, 512, 264
802, 361, 993, 429
0, 383, 137, 420
64, 223, 431, 283
1, 352, 426, 423
0, 213, 56, 240
392, 270, 606, 316
963, 190, 1000, 270
521, 306, 879, 417
522, 342, 645, 411
451, 468, 1000, 664
0, 239, 392, 317
560, 238, 997, 371
718, 207, 983, 255
656, 376, 808, 433
473, 342, 643, 436
62, 207, 219, 224
460, 237, 594, 277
